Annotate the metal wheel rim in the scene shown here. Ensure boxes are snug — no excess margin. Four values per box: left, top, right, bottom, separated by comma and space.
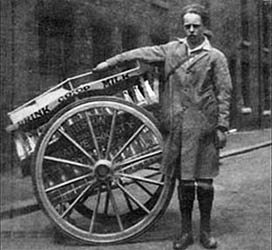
33, 97, 174, 244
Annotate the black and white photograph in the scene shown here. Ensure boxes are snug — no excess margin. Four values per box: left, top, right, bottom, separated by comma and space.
0, 0, 271, 249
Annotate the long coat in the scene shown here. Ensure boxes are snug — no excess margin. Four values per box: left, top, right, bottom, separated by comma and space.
106, 38, 232, 180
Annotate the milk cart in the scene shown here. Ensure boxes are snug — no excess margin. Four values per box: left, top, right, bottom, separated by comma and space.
6, 61, 175, 244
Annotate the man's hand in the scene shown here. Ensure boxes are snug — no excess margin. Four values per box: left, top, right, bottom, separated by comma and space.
215, 129, 227, 149
93, 62, 109, 72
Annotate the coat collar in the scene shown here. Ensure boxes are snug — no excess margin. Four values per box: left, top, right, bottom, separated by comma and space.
177, 36, 212, 53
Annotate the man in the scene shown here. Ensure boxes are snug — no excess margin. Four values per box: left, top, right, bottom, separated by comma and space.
94, 4, 232, 249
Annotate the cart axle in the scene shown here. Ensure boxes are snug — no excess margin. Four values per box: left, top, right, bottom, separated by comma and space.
94, 159, 112, 181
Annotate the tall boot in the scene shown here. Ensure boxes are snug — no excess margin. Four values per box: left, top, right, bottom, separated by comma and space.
197, 179, 218, 249
173, 180, 195, 250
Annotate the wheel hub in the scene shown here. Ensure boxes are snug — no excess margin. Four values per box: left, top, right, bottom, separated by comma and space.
94, 159, 112, 181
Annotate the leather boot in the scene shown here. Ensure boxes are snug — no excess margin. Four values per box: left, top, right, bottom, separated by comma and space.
197, 179, 218, 249
173, 180, 195, 250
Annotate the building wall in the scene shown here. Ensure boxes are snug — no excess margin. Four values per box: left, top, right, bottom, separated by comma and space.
0, 0, 271, 171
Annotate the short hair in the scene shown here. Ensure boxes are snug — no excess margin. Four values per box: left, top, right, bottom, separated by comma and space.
181, 3, 209, 27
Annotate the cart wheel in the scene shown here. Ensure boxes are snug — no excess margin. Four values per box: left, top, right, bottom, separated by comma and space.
32, 96, 175, 245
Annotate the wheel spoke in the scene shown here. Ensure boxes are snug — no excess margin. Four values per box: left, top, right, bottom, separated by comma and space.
89, 186, 101, 233
118, 173, 164, 186
58, 128, 96, 164
103, 189, 110, 215
112, 124, 145, 161
133, 180, 154, 197
85, 111, 101, 159
45, 172, 94, 193
44, 156, 92, 170
115, 149, 162, 171
105, 110, 117, 159
145, 166, 160, 171
61, 181, 96, 218
116, 182, 150, 214
106, 182, 124, 231
119, 179, 134, 212
144, 171, 161, 179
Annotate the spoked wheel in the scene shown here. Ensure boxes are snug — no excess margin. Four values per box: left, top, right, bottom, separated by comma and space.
32, 96, 175, 245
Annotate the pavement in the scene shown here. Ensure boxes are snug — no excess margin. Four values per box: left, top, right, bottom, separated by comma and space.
1, 128, 271, 220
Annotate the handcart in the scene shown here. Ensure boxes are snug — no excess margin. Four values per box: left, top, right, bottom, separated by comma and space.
6, 61, 175, 244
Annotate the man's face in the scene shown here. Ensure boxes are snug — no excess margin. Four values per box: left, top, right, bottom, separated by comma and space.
183, 13, 204, 46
